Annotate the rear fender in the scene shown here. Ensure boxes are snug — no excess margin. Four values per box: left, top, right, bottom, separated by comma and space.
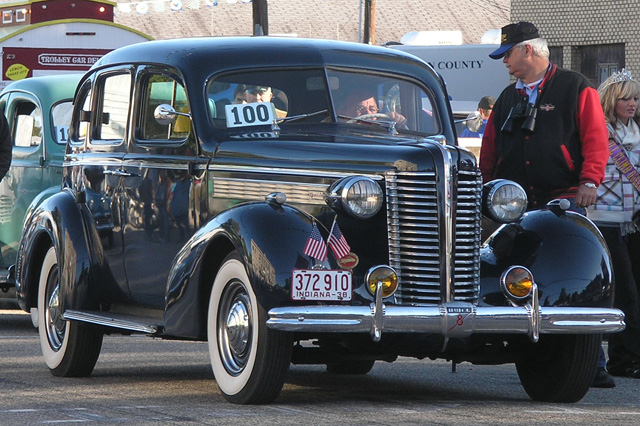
16, 189, 99, 313
479, 208, 613, 308
164, 201, 324, 338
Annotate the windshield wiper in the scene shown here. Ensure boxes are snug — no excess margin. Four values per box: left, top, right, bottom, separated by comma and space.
337, 114, 398, 135
277, 109, 329, 124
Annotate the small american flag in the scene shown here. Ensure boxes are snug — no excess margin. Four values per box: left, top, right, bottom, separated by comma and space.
303, 221, 327, 261
327, 218, 351, 260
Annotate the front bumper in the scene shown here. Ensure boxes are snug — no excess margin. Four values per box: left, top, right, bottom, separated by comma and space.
267, 300, 625, 342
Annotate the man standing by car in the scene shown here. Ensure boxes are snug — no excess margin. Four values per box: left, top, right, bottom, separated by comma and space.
0, 113, 11, 180
478, 21, 613, 387
479, 21, 608, 211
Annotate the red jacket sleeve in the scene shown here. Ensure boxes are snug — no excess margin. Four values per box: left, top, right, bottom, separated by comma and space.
576, 87, 608, 185
479, 113, 498, 183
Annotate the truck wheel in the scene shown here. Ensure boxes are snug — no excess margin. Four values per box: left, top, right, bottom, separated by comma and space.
38, 246, 103, 377
326, 360, 375, 375
207, 251, 292, 404
515, 334, 600, 402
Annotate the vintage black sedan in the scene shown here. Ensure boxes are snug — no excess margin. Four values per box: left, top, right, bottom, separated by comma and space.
15, 37, 624, 404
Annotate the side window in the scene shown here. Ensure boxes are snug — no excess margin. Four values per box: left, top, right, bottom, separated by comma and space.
13, 101, 42, 147
71, 82, 91, 145
96, 73, 131, 142
139, 74, 189, 141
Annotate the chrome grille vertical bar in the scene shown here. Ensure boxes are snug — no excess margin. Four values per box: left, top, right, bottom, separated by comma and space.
385, 171, 401, 284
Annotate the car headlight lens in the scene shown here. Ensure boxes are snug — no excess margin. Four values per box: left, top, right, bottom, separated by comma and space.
483, 179, 527, 223
365, 266, 398, 298
325, 176, 383, 219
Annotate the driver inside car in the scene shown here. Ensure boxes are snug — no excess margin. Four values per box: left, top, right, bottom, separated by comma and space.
338, 90, 407, 127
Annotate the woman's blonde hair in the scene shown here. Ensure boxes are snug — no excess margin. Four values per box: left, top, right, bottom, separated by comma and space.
598, 73, 640, 125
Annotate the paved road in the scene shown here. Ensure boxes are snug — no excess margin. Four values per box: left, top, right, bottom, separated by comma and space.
2, 305, 640, 425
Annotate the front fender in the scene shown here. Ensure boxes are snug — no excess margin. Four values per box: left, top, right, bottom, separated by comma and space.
479, 208, 613, 308
16, 189, 97, 313
164, 201, 321, 338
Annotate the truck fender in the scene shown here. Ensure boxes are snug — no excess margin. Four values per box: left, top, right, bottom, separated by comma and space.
164, 201, 323, 338
16, 189, 101, 313
479, 208, 613, 308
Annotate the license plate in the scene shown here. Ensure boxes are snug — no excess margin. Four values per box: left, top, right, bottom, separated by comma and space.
291, 269, 352, 301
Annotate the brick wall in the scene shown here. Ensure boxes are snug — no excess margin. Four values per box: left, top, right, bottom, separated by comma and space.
511, 0, 640, 82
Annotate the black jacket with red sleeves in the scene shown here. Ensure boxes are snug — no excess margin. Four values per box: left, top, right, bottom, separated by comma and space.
479, 64, 608, 210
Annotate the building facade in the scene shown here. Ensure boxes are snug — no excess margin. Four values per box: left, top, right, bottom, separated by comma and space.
511, 0, 640, 86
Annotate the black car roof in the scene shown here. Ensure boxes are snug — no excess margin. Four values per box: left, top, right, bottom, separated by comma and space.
88, 36, 455, 144
92, 36, 441, 84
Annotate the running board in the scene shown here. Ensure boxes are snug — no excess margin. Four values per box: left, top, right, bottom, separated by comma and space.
63, 310, 159, 334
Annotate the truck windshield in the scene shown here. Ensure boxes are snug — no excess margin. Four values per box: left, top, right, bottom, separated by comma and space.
206, 68, 439, 136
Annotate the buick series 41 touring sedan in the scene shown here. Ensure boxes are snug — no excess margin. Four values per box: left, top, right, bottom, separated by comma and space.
14, 37, 624, 404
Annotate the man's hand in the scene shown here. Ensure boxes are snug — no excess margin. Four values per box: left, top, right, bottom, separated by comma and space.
575, 183, 598, 207
387, 111, 407, 128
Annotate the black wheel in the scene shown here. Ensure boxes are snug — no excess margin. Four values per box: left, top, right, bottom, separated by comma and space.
326, 360, 375, 375
38, 246, 103, 377
207, 251, 292, 404
515, 334, 600, 402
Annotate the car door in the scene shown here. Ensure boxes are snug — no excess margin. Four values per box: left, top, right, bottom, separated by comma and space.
120, 66, 204, 308
72, 69, 133, 304
0, 91, 47, 272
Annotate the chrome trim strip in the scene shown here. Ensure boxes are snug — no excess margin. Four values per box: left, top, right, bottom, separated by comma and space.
267, 304, 625, 338
207, 164, 385, 181
212, 177, 329, 205
63, 310, 158, 334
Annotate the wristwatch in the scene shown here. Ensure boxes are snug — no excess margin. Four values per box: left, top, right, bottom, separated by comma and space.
583, 182, 597, 189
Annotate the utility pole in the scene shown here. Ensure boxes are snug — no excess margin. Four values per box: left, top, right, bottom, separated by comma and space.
253, 0, 268, 36
362, 0, 376, 44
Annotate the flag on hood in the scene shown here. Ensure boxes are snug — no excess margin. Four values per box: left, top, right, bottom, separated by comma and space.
327, 218, 351, 260
303, 221, 327, 261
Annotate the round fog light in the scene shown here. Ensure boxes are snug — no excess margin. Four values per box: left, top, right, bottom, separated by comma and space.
500, 266, 534, 301
365, 266, 398, 298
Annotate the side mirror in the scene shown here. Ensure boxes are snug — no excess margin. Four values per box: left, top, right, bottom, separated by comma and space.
154, 104, 177, 126
464, 111, 483, 133
154, 103, 191, 126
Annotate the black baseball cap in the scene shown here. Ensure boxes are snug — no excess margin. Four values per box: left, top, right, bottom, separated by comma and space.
248, 85, 270, 93
489, 22, 540, 59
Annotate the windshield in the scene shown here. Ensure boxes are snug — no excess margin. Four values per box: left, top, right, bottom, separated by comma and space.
206, 68, 440, 135
51, 100, 74, 144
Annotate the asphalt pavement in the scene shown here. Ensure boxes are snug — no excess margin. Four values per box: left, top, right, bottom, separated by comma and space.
2, 305, 640, 425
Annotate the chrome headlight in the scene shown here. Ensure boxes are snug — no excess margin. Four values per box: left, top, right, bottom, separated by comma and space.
483, 179, 527, 223
325, 176, 383, 219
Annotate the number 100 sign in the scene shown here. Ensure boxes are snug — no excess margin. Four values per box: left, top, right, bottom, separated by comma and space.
226, 102, 276, 128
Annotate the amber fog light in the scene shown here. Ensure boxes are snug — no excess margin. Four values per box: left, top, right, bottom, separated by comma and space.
500, 266, 534, 302
365, 266, 398, 298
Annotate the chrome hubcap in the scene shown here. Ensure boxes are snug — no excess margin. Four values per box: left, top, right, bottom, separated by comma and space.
45, 277, 65, 351
218, 281, 252, 376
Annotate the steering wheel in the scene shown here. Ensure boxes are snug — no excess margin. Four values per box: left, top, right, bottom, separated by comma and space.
347, 113, 393, 123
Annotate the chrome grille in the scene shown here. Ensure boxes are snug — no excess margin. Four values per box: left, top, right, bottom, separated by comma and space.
386, 170, 482, 305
